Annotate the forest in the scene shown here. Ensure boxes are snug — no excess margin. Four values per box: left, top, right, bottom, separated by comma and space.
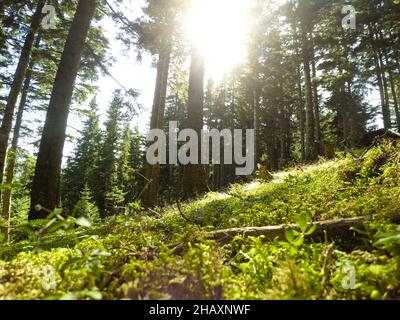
0, 0, 400, 302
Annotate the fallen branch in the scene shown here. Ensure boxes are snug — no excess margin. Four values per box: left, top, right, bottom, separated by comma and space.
207, 215, 400, 244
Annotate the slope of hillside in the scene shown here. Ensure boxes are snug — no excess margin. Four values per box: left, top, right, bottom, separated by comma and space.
0, 141, 400, 300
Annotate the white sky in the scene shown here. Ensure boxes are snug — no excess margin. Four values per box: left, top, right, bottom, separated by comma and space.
64, 0, 156, 159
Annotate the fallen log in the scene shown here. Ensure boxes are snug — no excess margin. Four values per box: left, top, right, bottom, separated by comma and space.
207, 215, 400, 244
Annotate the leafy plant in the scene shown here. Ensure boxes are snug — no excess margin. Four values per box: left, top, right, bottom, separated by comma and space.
285, 212, 317, 247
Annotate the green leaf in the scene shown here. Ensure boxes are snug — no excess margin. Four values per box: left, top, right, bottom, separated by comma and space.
298, 213, 308, 233
285, 229, 294, 243
292, 229, 301, 236
293, 236, 304, 247
374, 234, 400, 246
75, 217, 92, 228
305, 224, 317, 235
91, 249, 112, 257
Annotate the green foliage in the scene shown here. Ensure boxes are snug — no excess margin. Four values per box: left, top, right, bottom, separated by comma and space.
285, 212, 317, 247
1, 142, 400, 300
62, 91, 144, 218
72, 186, 100, 224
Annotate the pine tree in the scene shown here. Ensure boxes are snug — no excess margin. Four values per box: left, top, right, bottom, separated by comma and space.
182, 44, 207, 198
30, 0, 98, 219
117, 126, 145, 206
0, 0, 45, 191
72, 185, 100, 224
97, 90, 125, 216
62, 99, 102, 212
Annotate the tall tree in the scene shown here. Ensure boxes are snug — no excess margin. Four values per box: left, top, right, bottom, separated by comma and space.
182, 44, 207, 198
61, 99, 102, 213
1, 59, 34, 242
29, 0, 98, 219
0, 0, 44, 190
97, 90, 126, 216
142, 43, 172, 207
299, 1, 316, 161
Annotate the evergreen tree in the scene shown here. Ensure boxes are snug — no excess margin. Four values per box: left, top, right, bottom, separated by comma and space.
97, 90, 127, 216
62, 99, 102, 212
72, 185, 100, 224
30, 0, 98, 219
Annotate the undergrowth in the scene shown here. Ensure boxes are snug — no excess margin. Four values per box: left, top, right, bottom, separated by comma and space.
0, 140, 399, 300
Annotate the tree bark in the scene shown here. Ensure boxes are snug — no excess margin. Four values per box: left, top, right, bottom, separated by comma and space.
296, 55, 305, 162
301, 27, 316, 161
253, 86, 260, 171
311, 44, 322, 154
388, 70, 400, 131
182, 44, 207, 198
378, 49, 392, 128
29, 0, 97, 220
369, 26, 391, 129
142, 44, 171, 208
382, 52, 400, 131
374, 51, 390, 129
0, 0, 44, 191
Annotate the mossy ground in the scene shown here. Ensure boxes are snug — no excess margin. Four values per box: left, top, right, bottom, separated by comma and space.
1, 141, 400, 300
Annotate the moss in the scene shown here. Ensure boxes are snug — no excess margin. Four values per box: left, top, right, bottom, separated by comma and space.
1, 141, 400, 300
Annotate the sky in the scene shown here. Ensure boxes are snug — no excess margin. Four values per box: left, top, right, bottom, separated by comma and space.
64, 0, 255, 159
64, 0, 156, 159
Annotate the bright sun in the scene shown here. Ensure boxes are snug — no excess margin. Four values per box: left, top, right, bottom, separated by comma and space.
185, 0, 251, 82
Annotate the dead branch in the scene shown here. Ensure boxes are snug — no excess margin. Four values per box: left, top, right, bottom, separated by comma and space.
207, 215, 400, 244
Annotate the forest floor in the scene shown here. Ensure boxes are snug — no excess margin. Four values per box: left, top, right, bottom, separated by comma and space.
1, 140, 400, 300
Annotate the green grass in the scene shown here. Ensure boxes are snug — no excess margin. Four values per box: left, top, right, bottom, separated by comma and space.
1, 140, 400, 300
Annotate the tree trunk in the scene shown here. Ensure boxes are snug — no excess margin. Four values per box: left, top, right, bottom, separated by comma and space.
253, 86, 260, 171
1, 64, 33, 242
29, 0, 97, 220
378, 29, 399, 130
374, 51, 390, 129
301, 28, 316, 161
388, 70, 400, 131
182, 44, 207, 198
378, 49, 392, 128
297, 58, 305, 162
369, 25, 391, 129
383, 52, 400, 131
0, 0, 44, 191
311, 44, 322, 154
142, 44, 171, 208
229, 84, 236, 183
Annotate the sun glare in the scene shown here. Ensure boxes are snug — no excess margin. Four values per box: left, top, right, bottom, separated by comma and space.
185, 0, 251, 82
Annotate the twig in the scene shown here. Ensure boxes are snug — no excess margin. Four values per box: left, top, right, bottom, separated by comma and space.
109, 246, 137, 254
176, 199, 204, 228
321, 242, 335, 290
176, 199, 196, 224
103, 0, 139, 35
147, 208, 162, 217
